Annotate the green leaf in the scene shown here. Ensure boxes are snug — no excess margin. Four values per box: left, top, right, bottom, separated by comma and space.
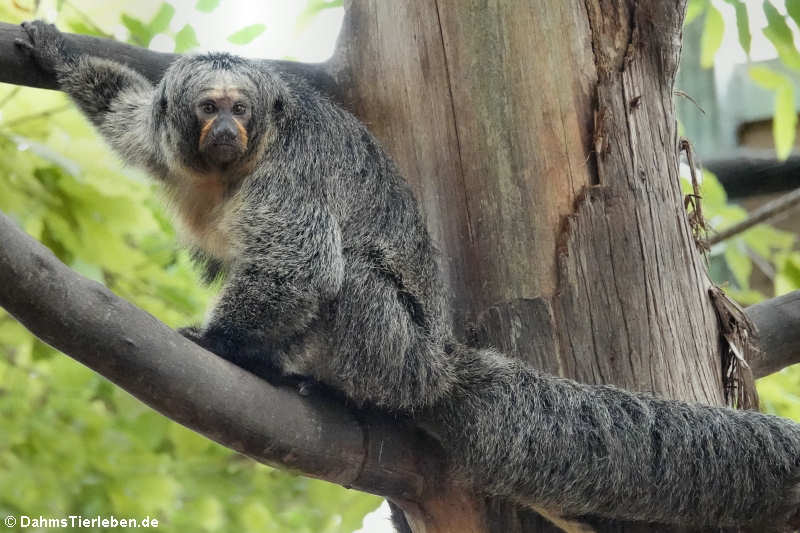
174, 24, 200, 53
763, 1, 800, 70
787, 0, 800, 30
195, 0, 221, 12
742, 224, 796, 258
121, 14, 154, 47
750, 66, 798, 160
698, 169, 728, 208
685, 0, 708, 26
777, 254, 800, 294
148, 3, 175, 35
749, 65, 785, 88
725, 287, 767, 306
724, 245, 752, 289
700, 5, 725, 68
227, 24, 266, 45
773, 83, 797, 160
296, 0, 344, 31
758, 367, 800, 420
723, 0, 751, 54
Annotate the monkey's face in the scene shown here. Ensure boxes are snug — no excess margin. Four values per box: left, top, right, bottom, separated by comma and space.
157, 53, 290, 175
194, 88, 252, 167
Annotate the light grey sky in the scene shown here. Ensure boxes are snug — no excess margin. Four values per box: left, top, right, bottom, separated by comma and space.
43, 0, 345, 62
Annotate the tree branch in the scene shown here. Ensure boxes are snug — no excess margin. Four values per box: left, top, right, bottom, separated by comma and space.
705, 150, 800, 200
706, 187, 800, 246
747, 290, 800, 379
0, 210, 441, 502
0, 21, 337, 95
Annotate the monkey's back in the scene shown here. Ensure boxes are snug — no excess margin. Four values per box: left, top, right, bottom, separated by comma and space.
284, 80, 450, 341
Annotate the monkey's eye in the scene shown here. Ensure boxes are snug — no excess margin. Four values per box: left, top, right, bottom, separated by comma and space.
201, 102, 217, 114
232, 103, 247, 115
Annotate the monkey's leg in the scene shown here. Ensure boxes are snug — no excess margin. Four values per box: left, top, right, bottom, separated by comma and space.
181, 262, 329, 380
323, 258, 454, 411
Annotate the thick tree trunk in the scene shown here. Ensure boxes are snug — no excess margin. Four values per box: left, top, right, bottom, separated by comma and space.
326, 1, 724, 530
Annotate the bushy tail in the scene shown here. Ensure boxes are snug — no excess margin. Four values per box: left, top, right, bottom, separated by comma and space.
424, 345, 800, 529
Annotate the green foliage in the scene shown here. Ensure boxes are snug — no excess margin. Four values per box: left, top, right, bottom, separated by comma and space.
121, 2, 176, 48
680, 168, 800, 419
685, 2, 800, 418
226, 24, 266, 45
686, 0, 709, 26
174, 24, 199, 53
700, 5, 725, 68
724, 0, 751, 54
195, 0, 222, 13
689, 0, 800, 159
787, 0, 800, 28
296, 0, 344, 31
0, 1, 380, 532
763, 1, 800, 69
749, 66, 798, 159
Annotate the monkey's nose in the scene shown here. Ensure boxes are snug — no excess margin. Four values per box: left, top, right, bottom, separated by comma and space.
213, 125, 239, 144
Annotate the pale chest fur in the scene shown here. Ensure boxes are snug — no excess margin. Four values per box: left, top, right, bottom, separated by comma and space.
166, 173, 242, 262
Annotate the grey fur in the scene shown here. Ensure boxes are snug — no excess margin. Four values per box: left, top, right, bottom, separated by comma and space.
18, 21, 800, 530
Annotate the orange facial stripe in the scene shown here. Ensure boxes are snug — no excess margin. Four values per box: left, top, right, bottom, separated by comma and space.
198, 116, 216, 148
234, 119, 248, 148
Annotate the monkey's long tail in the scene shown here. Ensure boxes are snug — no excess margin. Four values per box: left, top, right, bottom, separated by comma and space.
424, 345, 800, 529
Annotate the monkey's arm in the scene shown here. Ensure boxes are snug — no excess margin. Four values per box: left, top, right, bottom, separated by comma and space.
16, 21, 164, 175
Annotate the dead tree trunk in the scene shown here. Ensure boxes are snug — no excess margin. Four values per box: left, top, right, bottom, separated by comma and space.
328, 0, 722, 530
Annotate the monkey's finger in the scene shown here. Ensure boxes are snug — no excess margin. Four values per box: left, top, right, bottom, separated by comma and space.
14, 38, 34, 52
18, 22, 38, 48
20, 20, 35, 37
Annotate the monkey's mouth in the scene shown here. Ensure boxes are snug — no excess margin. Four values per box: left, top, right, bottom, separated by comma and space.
207, 142, 245, 163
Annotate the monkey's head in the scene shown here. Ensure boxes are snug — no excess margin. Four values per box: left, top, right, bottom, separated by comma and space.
156, 53, 292, 174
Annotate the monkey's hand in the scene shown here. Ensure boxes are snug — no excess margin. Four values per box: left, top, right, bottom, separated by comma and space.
15, 21, 74, 75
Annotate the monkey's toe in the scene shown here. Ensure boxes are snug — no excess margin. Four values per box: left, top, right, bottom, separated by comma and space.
14, 38, 33, 52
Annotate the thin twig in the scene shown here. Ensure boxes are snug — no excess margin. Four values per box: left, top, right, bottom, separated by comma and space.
0, 87, 20, 110
707, 187, 800, 246
674, 90, 706, 114
1, 104, 72, 129
680, 138, 709, 250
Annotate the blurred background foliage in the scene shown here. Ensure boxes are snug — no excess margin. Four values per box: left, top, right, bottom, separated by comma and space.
0, 1, 382, 532
3, 0, 800, 532
680, 0, 800, 418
